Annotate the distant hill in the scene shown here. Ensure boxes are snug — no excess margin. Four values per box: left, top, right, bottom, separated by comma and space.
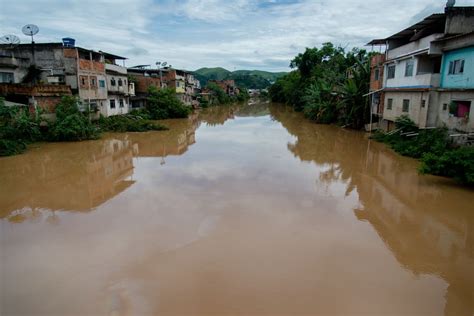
193, 67, 287, 89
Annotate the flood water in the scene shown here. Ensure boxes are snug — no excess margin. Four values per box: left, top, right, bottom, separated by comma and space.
1, 102, 473, 316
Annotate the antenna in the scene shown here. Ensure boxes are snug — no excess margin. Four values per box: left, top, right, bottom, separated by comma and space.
22, 24, 39, 43
0, 34, 21, 48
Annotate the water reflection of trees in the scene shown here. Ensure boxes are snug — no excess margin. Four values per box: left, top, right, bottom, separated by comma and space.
270, 104, 474, 316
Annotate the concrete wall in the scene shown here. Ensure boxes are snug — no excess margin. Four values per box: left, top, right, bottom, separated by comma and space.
445, 7, 474, 35
440, 46, 474, 89
387, 34, 443, 60
106, 74, 129, 95
100, 95, 129, 117
385, 57, 440, 89
383, 91, 429, 127
434, 90, 474, 132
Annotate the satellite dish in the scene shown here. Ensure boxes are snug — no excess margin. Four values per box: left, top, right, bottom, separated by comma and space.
162, 62, 167, 67
22, 24, 39, 43
0, 34, 21, 46
446, 0, 455, 7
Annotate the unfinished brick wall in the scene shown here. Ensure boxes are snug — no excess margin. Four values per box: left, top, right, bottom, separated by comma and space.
134, 76, 161, 94
79, 59, 105, 72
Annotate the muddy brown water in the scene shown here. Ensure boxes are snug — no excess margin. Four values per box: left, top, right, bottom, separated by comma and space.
1, 102, 473, 316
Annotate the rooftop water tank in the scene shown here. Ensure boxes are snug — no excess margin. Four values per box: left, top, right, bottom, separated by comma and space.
62, 37, 75, 47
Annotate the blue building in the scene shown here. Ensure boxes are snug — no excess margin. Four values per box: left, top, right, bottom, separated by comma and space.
440, 46, 474, 89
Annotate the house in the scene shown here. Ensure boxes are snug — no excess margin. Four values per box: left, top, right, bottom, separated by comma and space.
209, 79, 238, 96
127, 67, 162, 109
365, 52, 386, 129
0, 40, 133, 117
103, 53, 134, 117
368, 4, 474, 132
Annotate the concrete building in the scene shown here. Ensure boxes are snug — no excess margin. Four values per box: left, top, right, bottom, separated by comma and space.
0, 41, 133, 117
127, 67, 162, 109
369, 5, 474, 132
103, 54, 134, 117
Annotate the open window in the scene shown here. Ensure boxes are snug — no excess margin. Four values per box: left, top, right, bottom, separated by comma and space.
449, 100, 471, 118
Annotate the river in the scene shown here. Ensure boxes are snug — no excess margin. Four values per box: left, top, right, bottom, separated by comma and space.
0, 102, 473, 316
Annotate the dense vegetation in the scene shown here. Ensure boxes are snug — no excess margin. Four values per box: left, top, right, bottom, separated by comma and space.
269, 42, 371, 129
145, 87, 191, 119
48, 96, 100, 141
98, 114, 168, 132
0, 89, 190, 156
0, 98, 41, 156
373, 116, 474, 185
193, 67, 287, 89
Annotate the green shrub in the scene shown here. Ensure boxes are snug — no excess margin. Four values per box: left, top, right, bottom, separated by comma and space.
48, 113, 99, 141
47, 96, 99, 141
146, 87, 191, 120
420, 147, 474, 185
0, 139, 27, 156
98, 114, 168, 132
0, 98, 42, 156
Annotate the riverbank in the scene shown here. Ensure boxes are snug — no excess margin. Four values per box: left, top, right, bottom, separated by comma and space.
371, 115, 474, 186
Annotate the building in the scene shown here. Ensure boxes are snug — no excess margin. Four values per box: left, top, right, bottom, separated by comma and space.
366, 53, 386, 130
0, 41, 133, 117
368, 5, 474, 132
209, 79, 238, 96
103, 54, 134, 117
127, 67, 162, 109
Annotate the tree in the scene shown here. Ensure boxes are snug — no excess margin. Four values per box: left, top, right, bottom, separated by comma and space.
146, 87, 191, 120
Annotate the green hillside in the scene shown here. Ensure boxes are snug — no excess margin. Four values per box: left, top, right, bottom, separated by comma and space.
193, 67, 287, 89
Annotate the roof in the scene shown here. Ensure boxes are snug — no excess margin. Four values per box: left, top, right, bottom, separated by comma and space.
368, 13, 446, 45
0, 42, 126, 59
386, 13, 446, 41
366, 39, 386, 46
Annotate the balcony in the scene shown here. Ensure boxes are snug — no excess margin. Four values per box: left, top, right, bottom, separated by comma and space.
0, 56, 21, 68
386, 73, 440, 89
387, 34, 444, 60
105, 63, 127, 75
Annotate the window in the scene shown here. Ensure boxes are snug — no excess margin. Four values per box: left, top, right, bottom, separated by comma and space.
119, 99, 124, 108
405, 60, 414, 77
118, 78, 123, 86
99, 80, 106, 88
449, 101, 471, 118
448, 59, 465, 75
374, 68, 380, 81
0, 72, 14, 83
110, 99, 116, 109
403, 99, 410, 112
111, 78, 116, 86
421, 100, 426, 108
124, 79, 127, 86
387, 98, 393, 110
387, 64, 396, 79
443, 103, 448, 111
90, 77, 97, 87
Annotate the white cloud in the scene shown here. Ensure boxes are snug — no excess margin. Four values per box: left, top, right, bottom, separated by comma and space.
1, 0, 469, 71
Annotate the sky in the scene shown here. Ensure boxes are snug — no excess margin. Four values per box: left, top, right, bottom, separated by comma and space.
0, 0, 472, 72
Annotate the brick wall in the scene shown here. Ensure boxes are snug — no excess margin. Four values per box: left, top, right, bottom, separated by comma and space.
79, 59, 105, 72
135, 76, 161, 94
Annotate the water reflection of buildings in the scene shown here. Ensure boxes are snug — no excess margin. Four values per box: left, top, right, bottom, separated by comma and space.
355, 148, 474, 316
0, 138, 135, 223
270, 104, 474, 316
129, 112, 201, 158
